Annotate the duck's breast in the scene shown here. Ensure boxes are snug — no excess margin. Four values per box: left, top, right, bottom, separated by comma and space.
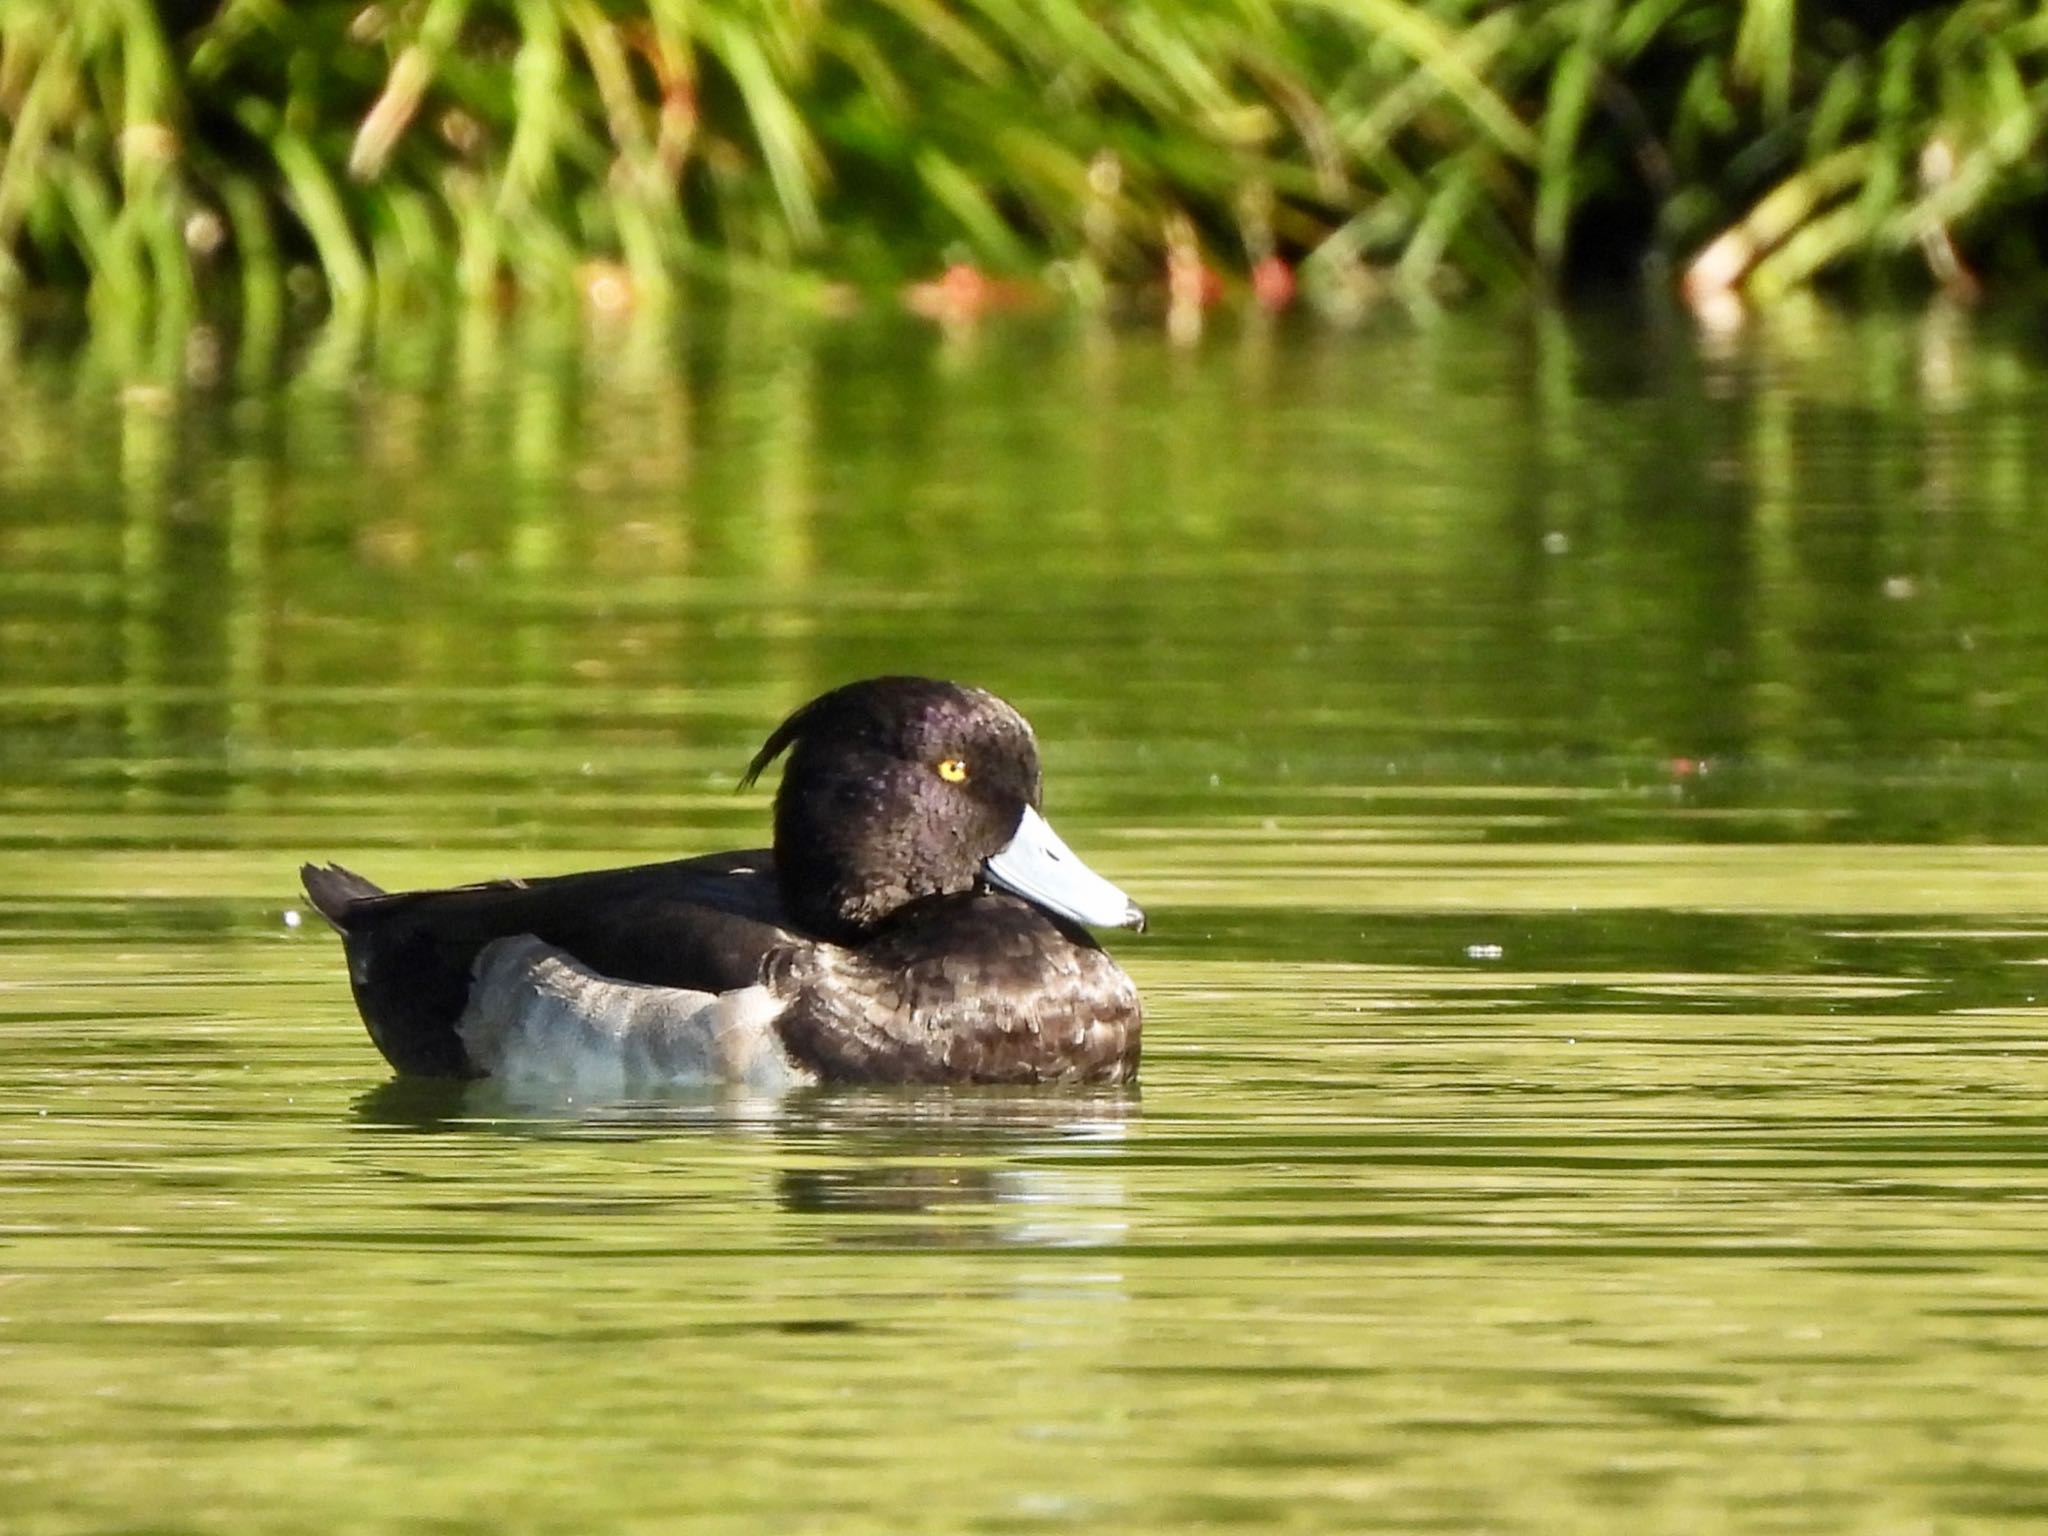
769, 895, 1142, 1085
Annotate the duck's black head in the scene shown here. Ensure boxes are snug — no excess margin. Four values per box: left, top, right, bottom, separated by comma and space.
743, 677, 1144, 941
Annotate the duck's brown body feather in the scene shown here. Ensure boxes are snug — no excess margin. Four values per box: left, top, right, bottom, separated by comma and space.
769, 895, 1140, 1084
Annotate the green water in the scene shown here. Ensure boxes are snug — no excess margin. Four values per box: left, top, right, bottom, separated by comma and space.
6, 301, 2048, 1532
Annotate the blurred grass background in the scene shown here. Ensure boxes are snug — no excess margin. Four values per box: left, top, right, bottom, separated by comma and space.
1, 1, 2045, 324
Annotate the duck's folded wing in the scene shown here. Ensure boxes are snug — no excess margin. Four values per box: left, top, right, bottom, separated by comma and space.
459, 936, 816, 1093
301, 851, 797, 1077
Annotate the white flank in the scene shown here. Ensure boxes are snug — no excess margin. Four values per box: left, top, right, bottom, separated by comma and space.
457, 935, 816, 1094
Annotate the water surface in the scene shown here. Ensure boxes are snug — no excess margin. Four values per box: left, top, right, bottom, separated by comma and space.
6, 302, 2048, 1532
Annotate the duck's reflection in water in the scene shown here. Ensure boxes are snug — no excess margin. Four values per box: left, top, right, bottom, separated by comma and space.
772, 1089, 1137, 1249
350, 1078, 1138, 1249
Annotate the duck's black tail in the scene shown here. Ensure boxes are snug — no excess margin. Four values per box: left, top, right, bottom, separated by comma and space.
300, 860, 479, 1077
300, 863, 385, 930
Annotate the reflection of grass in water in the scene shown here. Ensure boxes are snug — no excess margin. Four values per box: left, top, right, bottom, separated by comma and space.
1, 3, 2045, 311
7, 306, 2048, 849
10, 840, 2048, 919
1137, 842, 2048, 915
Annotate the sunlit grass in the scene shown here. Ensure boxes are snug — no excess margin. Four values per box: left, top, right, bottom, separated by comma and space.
2, 3, 2045, 316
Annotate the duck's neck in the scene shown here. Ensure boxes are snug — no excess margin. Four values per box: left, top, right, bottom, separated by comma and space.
774, 853, 897, 944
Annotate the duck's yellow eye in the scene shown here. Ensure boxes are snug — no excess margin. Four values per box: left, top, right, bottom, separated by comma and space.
936, 758, 969, 783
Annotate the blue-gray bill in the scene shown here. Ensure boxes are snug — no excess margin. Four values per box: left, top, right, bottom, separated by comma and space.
983, 805, 1147, 932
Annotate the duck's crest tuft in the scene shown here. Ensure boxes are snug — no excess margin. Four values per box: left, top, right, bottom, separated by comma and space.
740, 694, 825, 790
